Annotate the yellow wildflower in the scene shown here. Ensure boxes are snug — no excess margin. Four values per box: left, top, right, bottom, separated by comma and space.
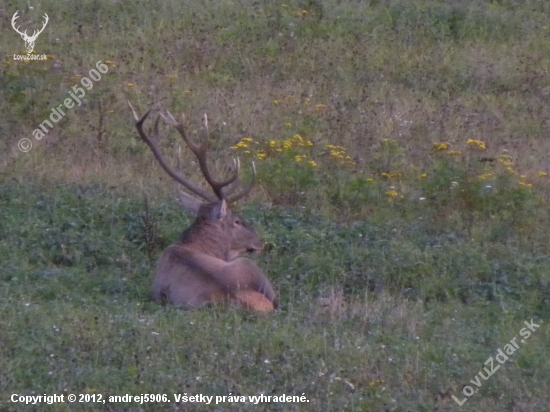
518, 182, 532, 187
231, 142, 249, 150
269, 141, 276, 147
385, 190, 398, 197
284, 122, 292, 127
366, 178, 374, 183
447, 151, 461, 155
308, 160, 317, 167
273, 100, 280, 105
432, 142, 449, 151
241, 137, 253, 143
420, 173, 427, 179
538, 172, 547, 177
256, 152, 266, 160
466, 139, 486, 149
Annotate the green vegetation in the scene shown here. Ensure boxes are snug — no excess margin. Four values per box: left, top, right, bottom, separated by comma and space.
1, 0, 550, 410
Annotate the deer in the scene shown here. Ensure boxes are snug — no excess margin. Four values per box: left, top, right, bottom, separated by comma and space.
11, 11, 49, 54
129, 102, 277, 312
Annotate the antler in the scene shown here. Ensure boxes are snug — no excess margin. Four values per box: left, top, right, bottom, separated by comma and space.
11, 11, 25, 37
11, 11, 49, 40
129, 102, 255, 204
31, 13, 49, 40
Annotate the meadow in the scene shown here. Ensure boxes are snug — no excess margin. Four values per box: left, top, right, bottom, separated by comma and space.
1, 0, 550, 410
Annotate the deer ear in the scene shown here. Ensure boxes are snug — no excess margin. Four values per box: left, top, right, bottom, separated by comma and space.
210, 199, 228, 220
177, 191, 203, 215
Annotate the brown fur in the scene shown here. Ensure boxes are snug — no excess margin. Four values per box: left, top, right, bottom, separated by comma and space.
152, 201, 277, 311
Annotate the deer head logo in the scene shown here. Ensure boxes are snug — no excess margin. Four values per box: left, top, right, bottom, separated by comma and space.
12, 11, 49, 54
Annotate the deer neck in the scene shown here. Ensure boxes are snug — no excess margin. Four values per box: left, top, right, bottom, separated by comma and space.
178, 224, 231, 261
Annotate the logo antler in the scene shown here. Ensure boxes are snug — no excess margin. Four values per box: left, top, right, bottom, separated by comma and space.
12, 11, 49, 54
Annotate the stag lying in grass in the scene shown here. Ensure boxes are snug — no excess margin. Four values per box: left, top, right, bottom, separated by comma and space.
129, 103, 276, 312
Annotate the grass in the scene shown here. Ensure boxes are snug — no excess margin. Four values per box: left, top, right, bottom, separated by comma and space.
2, 0, 550, 410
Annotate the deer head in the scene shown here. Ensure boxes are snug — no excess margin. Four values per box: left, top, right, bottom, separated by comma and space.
12, 11, 49, 54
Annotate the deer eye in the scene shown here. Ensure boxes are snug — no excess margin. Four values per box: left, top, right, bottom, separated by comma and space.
235, 219, 241, 225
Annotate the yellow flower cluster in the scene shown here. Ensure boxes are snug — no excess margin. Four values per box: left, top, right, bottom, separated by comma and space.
326, 145, 355, 165
496, 154, 516, 174
231, 141, 249, 150
292, 134, 313, 147
231, 134, 316, 166
478, 172, 495, 180
432, 142, 450, 151
467, 139, 486, 149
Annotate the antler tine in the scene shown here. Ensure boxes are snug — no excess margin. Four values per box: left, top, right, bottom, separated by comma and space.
221, 158, 242, 197
226, 161, 256, 204
30, 13, 49, 38
163, 111, 239, 200
128, 101, 217, 202
11, 11, 25, 36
